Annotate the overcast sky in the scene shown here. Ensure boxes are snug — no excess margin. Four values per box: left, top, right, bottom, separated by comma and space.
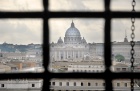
0, 0, 140, 44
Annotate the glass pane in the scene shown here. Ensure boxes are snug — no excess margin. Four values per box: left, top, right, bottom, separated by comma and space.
111, 19, 140, 72
50, 79, 105, 90
0, 19, 43, 73
49, 0, 104, 11
0, 79, 43, 90
111, 0, 140, 11
0, 0, 43, 11
49, 18, 104, 73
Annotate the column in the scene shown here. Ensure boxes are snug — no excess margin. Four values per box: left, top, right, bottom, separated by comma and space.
64, 51, 65, 60
67, 50, 68, 59
54, 51, 56, 61
73, 51, 75, 59
59, 51, 60, 61
78, 51, 80, 58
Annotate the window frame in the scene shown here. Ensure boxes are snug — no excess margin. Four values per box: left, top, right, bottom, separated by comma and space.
0, 0, 140, 91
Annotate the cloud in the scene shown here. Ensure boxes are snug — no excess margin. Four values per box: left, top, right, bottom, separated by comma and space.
0, 0, 140, 44
0, 19, 42, 44
0, 0, 43, 11
49, 0, 104, 11
112, 19, 140, 42
49, 19, 104, 43
50, 18, 140, 43
111, 0, 140, 11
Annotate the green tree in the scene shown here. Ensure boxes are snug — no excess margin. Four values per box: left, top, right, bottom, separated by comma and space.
115, 54, 125, 62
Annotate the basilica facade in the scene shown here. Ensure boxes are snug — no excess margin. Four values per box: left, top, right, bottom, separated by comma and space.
50, 21, 95, 62
50, 21, 140, 62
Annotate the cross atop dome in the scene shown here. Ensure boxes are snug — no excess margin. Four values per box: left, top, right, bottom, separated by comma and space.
71, 20, 75, 27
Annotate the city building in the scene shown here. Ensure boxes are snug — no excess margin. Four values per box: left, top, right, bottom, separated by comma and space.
0, 21, 139, 90
50, 21, 94, 62
0, 79, 42, 90
50, 79, 140, 91
50, 21, 140, 63
49, 21, 140, 90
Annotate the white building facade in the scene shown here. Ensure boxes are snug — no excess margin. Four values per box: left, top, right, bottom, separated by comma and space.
50, 21, 140, 63
0, 79, 42, 89
50, 21, 93, 62
50, 79, 140, 91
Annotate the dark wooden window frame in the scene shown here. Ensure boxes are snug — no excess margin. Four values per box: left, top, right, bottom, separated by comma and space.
0, 0, 140, 91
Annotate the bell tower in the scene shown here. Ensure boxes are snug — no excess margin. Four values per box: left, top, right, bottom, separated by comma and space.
124, 30, 128, 42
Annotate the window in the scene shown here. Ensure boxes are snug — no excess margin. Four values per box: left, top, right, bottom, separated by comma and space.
117, 83, 120, 87
32, 84, 35, 87
52, 82, 55, 86
122, 68, 127, 71
59, 82, 62, 86
1, 84, 4, 87
95, 83, 98, 86
61, 56, 63, 59
88, 82, 91, 86
76, 54, 78, 58
66, 82, 69, 86
74, 82, 76, 86
0, 0, 139, 91
116, 68, 121, 71
124, 83, 127, 87
81, 82, 83, 86
103, 83, 105, 86
50, 82, 51, 86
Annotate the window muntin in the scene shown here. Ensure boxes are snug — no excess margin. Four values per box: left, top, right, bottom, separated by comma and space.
0, 0, 139, 91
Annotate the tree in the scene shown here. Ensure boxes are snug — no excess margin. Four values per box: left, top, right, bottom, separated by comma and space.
115, 54, 125, 62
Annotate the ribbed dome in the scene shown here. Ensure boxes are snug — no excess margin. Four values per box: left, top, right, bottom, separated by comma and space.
65, 21, 81, 37
64, 21, 82, 44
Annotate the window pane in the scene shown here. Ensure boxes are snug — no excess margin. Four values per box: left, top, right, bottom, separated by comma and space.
0, 19, 43, 73
49, 18, 104, 73
49, 0, 104, 11
0, 79, 43, 90
111, 0, 140, 11
0, 0, 43, 11
111, 19, 140, 72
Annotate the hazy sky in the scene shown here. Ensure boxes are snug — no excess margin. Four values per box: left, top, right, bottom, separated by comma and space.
0, 0, 140, 44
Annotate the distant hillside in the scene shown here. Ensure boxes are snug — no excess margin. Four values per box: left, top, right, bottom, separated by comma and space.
0, 43, 41, 52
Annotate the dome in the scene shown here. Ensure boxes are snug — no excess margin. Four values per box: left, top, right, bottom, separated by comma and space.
81, 37, 87, 44
64, 21, 82, 44
57, 37, 63, 44
65, 21, 81, 37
